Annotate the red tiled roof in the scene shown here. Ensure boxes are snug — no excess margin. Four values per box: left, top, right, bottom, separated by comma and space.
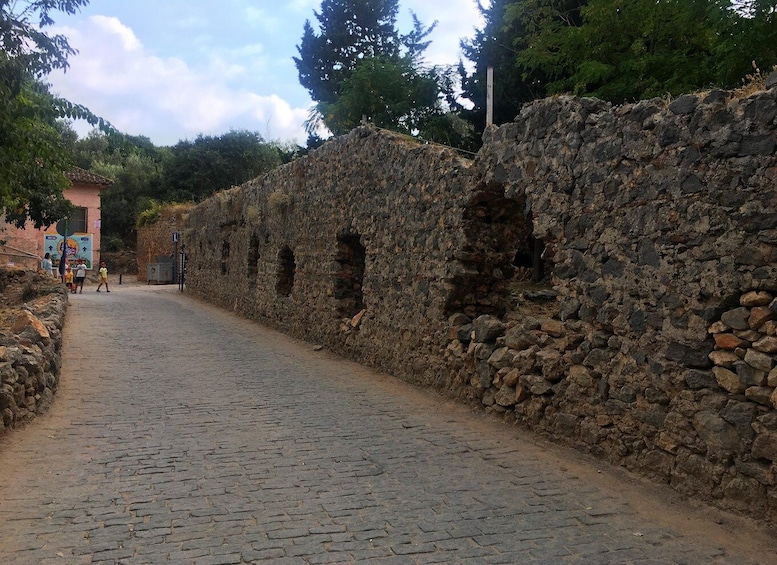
66, 167, 113, 186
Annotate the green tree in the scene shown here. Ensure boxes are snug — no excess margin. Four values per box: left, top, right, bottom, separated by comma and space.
496, 0, 777, 103
459, 0, 556, 131
294, 0, 468, 144
158, 131, 284, 202
295, 0, 405, 107
713, 0, 777, 87
1, 80, 75, 228
317, 56, 440, 135
513, 0, 723, 101
94, 152, 164, 246
1, 0, 111, 228
69, 130, 167, 247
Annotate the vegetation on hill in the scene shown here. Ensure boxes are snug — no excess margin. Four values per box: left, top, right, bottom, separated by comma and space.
61, 128, 302, 250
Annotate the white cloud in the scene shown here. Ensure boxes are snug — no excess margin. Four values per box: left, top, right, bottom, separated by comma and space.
244, 6, 282, 31
49, 16, 311, 145
91, 15, 142, 52
402, 0, 484, 68
44, 1, 482, 147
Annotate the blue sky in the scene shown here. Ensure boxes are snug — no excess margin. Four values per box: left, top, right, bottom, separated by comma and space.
47, 0, 485, 147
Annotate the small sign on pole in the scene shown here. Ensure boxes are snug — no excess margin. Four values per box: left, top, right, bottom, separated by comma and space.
172, 231, 179, 243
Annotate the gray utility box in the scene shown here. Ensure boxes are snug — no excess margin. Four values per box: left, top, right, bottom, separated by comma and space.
147, 257, 173, 284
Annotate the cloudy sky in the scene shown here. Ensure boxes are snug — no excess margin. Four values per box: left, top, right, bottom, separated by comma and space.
47, 0, 485, 147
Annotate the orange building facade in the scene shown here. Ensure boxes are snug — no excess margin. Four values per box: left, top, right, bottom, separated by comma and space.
0, 168, 112, 272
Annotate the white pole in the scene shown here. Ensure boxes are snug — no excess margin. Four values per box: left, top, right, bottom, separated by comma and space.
486, 66, 494, 127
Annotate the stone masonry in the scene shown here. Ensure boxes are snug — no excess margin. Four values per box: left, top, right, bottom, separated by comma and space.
0, 269, 67, 434
184, 86, 777, 521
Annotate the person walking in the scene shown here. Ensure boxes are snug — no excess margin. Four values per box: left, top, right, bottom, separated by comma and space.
64, 266, 75, 293
96, 261, 110, 292
74, 259, 87, 294
41, 253, 54, 277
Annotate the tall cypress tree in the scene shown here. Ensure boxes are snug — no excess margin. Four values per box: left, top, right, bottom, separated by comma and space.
293, 0, 461, 144
294, 0, 402, 106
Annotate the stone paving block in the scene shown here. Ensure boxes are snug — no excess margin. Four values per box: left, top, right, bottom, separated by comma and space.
0, 288, 773, 565
189, 554, 243, 565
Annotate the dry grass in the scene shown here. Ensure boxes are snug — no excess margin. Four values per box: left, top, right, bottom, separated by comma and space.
245, 205, 261, 223
268, 190, 293, 212
729, 62, 777, 100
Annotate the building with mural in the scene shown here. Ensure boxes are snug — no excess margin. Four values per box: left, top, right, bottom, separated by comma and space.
0, 167, 112, 271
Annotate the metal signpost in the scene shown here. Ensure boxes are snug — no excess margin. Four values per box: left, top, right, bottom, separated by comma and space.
172, 231, 179, 284
179, 242, 186, 292
56, 218, 75, 278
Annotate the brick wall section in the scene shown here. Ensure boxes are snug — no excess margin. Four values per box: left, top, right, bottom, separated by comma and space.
184, 87, 777, 521
136, 206, 191, 282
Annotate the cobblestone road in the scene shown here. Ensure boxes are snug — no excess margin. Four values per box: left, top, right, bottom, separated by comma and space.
0, 284, 774, 564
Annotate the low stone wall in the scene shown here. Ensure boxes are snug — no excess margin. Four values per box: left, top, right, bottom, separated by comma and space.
0, 270, 68, 435
184, 86, 777, 521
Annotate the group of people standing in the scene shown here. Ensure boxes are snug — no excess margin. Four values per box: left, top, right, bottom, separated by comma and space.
41, 253, 110, 293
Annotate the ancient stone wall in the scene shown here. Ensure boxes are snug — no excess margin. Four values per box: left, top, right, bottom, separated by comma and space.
449, 90, 777, 520
0, 269, 67, 436
184, 87, 777, 521
184, 129, 473, 387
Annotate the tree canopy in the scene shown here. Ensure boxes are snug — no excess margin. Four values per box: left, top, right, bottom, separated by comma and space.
459, 0, 777, 137
293, 0, 470, 144
159, 131, 285, 203
294, 0, 405, 107
68, 129, 298, 248
1, 0, 109, 228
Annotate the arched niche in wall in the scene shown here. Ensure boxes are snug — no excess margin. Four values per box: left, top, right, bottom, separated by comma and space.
276, 246, 295, 297
220, 240, 230, 275
445, 184, 546, 318
247, 232, 261, 283
334, 233, 366, 318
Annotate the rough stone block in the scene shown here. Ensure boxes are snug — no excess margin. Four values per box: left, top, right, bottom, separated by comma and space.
713, 366, 746, 394
666, 341, 713, 368
683, 369, 717, 390
721, 307, 751, 330
503, 368, 520, 388
713, 333, 748, 350
734, 360, 767, 386
709, 351, 741, 369
693, 411, 741, 453
744, 349, 774, 372
752, 431, 777, 462
745, 386, 775, 407
487, 347, 514, 369
749, 306, 777, 330
11, 311, 50, 341
519, 374, 553, 396
494, 385, 516, 407
540, 318, 564, 337
503, 327, 539, 350
753, 336, 777, 354
472, 315, 506, 343
741, 291, 773, 307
